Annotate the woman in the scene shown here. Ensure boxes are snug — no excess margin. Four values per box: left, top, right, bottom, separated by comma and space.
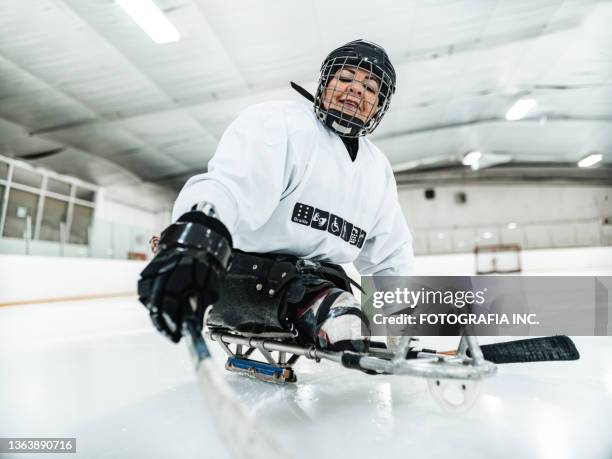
139, 40, 414, 353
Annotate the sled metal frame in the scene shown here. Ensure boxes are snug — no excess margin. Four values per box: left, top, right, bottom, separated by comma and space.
206, 330, 497, 382
208, 330, 302, 383
351, 335, 497, 380
209, 330, 306, 364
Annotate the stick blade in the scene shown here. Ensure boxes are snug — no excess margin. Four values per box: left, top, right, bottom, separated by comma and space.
477, 336, 580, 364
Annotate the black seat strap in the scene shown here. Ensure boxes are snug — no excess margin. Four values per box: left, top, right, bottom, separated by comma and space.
316, 265, 365, 294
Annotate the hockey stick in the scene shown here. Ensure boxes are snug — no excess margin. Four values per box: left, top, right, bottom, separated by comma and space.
183, 315, 287, 459
437, 336, 579, 364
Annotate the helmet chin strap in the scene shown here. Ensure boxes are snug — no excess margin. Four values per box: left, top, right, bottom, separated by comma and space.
325, 109, 365, 137
331, 120, 353, 135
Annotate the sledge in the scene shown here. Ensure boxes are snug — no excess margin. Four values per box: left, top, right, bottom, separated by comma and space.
185, 318, 578, 413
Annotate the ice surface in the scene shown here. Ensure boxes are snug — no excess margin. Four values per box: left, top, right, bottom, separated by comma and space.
1, 297, 611, 458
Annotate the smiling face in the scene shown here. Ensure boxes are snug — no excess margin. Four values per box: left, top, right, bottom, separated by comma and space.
321, 66, 380, 123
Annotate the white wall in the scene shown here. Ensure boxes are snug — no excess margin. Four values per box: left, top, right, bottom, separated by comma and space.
0, 254, 145, 304
414, 246, 612, 276
398, 184, 612, 254
2, 247, 611, 305
398, 185, 612, 228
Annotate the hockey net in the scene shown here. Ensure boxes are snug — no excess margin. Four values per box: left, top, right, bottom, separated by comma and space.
474, 244, 522, 275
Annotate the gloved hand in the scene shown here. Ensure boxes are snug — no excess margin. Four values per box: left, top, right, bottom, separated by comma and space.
137, 211, 232, 343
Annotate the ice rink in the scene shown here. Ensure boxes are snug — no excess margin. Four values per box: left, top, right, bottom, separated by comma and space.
1, 296, 611, 459
1, 1, 611, 457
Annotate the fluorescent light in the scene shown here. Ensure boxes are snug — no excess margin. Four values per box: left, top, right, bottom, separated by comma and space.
116, 0, 180, 44
507, 222, 517, 230
437, 233, 445, 239
483, 231, 493, 239
505, 98, 536, 121
462, 150, 481, 168
578, 153, 602, 168
461, 151, 482, 171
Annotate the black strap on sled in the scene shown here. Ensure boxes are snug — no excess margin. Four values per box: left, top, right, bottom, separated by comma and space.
319, 266, 365, 294
295, 259, 365, 294
314, 289, 371, 335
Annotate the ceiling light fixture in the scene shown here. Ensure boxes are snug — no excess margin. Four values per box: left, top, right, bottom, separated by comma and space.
462, 151, 481, 170
578, 152, 603, 168
505, 98, 536, 121
116, 0, 180, 44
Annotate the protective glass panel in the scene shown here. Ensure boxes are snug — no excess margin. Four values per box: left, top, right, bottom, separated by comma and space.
0, 162, 8, 180
128, 227, 149, 260
75, 187, 95, 202
39, 197, 69, 242
46, 178, 72, 197
69, 204, 94, 245
3, 188, 39, 238
12, 167, 42, 189
0, 184, 5, 229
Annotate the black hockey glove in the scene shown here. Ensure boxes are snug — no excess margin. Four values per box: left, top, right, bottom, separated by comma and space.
137, 212, 233, 343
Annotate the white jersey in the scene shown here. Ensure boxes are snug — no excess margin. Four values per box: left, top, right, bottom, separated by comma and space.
172, 101, 413, 275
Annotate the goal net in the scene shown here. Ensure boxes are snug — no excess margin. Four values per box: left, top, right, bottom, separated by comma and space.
474, 244, 522, 275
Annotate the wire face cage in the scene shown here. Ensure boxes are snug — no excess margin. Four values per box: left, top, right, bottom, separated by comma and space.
314, 42, 396, 137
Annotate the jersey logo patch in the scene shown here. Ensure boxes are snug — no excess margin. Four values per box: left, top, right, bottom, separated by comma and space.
291, 202, 366, 248
311, 209, 329, 231
292, 203, 314, 225
328, 214, 343, 236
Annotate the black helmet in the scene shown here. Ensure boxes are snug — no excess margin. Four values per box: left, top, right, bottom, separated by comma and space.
314, 39, 396, 137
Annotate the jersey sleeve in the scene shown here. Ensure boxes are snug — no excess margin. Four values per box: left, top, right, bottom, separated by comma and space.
171, 104, 295, 234
353, 165, 414, 276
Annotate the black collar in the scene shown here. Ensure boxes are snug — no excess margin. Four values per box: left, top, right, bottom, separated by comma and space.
340, 136, 359, 161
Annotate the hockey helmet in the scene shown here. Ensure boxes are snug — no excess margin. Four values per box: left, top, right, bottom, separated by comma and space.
314, 39, 396, 137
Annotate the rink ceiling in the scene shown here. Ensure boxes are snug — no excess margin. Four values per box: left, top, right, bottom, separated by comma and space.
0, 0, 611, 205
